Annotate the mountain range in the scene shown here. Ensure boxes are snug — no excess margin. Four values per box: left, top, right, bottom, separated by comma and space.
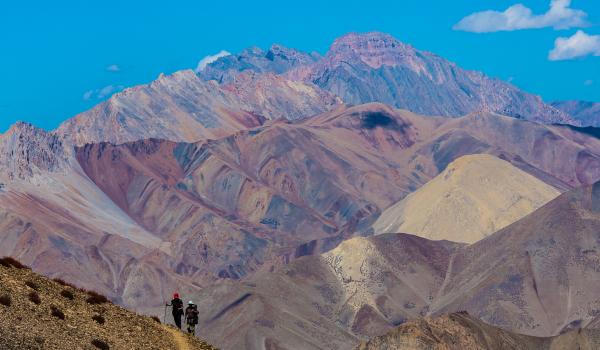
192, 181, 600, 349
3, 102, 600, 314
0, 31, 599, 350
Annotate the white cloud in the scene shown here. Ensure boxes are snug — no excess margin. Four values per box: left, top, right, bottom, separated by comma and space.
83, 85, 125, 101
454, 0, 589, 33
549, 30, 600, 60
195, 50, 231, 72
82, 90, 94, 101
106, 64, 120, 72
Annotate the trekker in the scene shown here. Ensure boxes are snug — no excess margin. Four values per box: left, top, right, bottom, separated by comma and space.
168, 293, 184, 329
185, 301, 200, 335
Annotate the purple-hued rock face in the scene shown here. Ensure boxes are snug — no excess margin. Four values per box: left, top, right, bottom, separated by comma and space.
57, 69, 341, 146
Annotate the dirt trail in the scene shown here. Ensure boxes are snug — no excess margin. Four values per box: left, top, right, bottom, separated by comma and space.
164, 325, 191, 350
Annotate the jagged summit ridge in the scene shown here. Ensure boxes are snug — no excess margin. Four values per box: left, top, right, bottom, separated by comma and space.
325, 32, 425, 71
0, 122, 71, 180
199, 43, 320, 83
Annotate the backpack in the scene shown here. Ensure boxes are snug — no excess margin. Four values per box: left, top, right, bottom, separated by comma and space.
186, 306, 199, 325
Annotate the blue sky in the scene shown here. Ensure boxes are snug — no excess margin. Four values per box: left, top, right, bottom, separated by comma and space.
1, 0, 599, 132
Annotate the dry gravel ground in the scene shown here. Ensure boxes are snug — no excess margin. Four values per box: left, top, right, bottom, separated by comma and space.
0, 260, 217, 350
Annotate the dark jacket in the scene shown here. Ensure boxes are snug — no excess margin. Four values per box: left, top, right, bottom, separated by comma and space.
171, 298, 184, 315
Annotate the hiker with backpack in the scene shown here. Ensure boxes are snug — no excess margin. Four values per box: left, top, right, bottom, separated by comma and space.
167, 293, 184, 329
185, 301, 200, 335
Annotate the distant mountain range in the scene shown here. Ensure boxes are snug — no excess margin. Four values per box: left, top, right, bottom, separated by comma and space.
201, 32, 578, 125
55, 32, 597, 148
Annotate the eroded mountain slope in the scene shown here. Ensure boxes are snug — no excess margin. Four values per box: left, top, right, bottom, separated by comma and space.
193, 181, 600, 349
192, 233, 463, 350
58, 70, 341, 146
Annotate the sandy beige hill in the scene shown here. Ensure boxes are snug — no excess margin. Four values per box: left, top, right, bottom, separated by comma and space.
373, 154, 561, 243
0, 258, 217, 350
356, 312, 600, 350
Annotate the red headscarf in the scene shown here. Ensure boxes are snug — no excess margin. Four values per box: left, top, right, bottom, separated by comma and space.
173, 293, 180, 299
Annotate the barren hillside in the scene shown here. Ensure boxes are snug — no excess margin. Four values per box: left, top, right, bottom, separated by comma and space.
0, 258, 217, 350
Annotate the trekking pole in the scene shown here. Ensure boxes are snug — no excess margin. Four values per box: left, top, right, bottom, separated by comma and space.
163, 303, 168, 324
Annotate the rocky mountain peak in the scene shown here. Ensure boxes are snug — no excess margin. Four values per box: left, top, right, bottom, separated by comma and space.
329, 31, 413, 53
266, 44, 320, 64
0, 122, 70, 180
326, 31, 420, 70
200, 44, 319, 83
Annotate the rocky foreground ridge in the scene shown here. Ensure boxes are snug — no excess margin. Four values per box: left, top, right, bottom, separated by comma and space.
0, 257, 217, 350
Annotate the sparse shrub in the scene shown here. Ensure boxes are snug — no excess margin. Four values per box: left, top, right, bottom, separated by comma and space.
151, 315, 161, 324
91, 339, 110, 350
85, 290, 109, 305
25, 281, 39, 290
0, 258, 9, 268
0, 257, 29, 269
0, 295, 11, 307
92, 314, 105, 325
60, 289, 74, 300
50, 305, 65, 320
28, 291, 41, 305
53, 278, 75, 288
